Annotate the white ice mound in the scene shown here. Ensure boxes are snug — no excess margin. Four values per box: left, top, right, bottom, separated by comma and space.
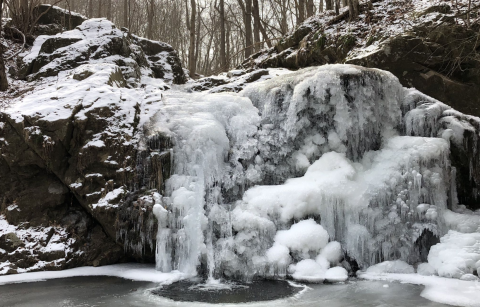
320, 241, 343, 265
289, 259, 327, 283
274, 219, 329, 258
365, 260, 415, 274
428, 231, 480, 278
325, 267, 349, 282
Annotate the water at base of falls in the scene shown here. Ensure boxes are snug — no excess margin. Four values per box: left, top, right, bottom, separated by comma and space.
0, 276, 451, 307
145, 65, 479, 282
150, 279, 302, 303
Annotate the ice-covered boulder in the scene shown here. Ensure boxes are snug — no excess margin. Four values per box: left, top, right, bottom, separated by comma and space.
428, 231, 480, 278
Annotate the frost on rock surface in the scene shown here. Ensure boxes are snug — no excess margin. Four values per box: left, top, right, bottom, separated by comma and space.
143, 64, 480, 283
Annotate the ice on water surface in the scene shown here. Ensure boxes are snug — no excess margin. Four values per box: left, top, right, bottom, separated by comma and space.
144, 64, 480, 282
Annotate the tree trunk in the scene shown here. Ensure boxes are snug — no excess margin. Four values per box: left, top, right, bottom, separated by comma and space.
306, 0, 315, 17
219, 0, 227, 71
107, 0, 112, 20
147, 0, 155, 39
320, 0, 324, 12
297, 0, 306, 25
252, 0, 261, 52
88, 0, 93, 18
0, 0, 8, 92
259, 18, 272, 48
124, 0, 129, 28
335, 0, 340, 15
280, 0, 288, 35
326, 0, 333, 10
97, 0, 103, 18
244, 0, 253, 58
188, 0, 196, 77
347, 0, 359, 20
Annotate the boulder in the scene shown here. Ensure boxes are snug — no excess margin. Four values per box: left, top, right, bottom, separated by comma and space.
35, 5, 87, 31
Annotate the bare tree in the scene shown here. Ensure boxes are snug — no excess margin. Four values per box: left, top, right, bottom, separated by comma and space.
245, 0, 253, 57
146, 0, 155, 39
97, 0, 103, 18
88, 0, 93, 18
188, 0, 196, 76
252, 0, 262, 52
0, 0, 8, 91
124, 0, 129, 28
306, 0, 314, 17
219, 0, 227, 70
297, 0, 305, 25
326, 0, 333, 10
347, 0, 359, 20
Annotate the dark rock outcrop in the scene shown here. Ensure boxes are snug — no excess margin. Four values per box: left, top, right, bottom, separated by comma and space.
35, 5, 87, 31
0, 18, 179, 275
242, 3, 480, 117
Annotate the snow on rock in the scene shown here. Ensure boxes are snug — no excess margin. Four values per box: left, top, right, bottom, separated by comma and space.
289, 259, 327, 283
0, 215, 73, 274
274, 219, 329, 258
320, 241, 343, 265
427, 231, 480, 279
0, 17, 189, 274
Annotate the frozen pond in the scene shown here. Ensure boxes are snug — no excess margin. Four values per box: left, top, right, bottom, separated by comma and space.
0, 276, 449, 307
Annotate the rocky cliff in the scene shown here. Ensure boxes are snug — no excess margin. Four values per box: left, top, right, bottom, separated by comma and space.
241, 1, 480, 117
0, 12, 185, 274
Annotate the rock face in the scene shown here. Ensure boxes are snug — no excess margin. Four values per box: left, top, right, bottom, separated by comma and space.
35, 5, 87, 32
19, 18, 186, 86
0, 18, 181, 274
242, 2, 480, 117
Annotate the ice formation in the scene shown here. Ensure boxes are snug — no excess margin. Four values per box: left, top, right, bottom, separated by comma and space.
144, 65, 480, 282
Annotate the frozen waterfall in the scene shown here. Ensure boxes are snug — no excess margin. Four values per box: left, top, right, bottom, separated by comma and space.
145, 65, 479, 282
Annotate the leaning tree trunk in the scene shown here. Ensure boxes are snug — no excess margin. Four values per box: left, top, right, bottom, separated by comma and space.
0, 0, 8, 92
